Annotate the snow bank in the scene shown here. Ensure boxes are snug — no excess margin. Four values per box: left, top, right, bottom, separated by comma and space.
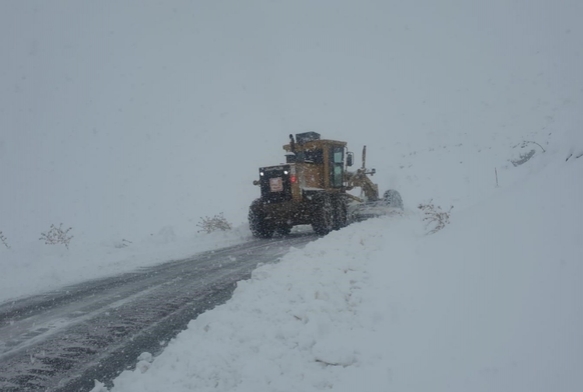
108, 217, 413, 392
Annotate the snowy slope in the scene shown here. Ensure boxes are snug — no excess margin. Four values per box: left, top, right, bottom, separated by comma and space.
103, 129, 582, 392
1, 1, 582, 389
2, 0, 581, 249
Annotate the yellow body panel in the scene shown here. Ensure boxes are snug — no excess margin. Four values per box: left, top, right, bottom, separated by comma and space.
283, 139, 347, 192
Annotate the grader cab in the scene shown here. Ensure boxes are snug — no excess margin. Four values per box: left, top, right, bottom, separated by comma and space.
248, 132, 402, 238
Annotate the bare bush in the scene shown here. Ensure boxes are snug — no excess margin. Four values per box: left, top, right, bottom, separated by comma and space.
509, 140, 546, 167
515, 140, 545, 153
418, 201, 453, 235
197, 213, 232, 233
566, 151, 583, 161
114, 239, 133, 249
40, 224, 73, 249
0, 231, 10, 249
510, 149, 536, 167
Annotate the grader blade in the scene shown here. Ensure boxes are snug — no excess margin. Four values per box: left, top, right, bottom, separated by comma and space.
347, 189, 404, 222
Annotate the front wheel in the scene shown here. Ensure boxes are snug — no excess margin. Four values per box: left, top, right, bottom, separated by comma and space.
311, 194, 333, 235
248, 199, 274, 238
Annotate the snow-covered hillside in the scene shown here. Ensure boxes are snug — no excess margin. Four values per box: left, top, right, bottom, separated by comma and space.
100, 128, 582, 391
1, 1, 582, 390
2, 1, 581, 249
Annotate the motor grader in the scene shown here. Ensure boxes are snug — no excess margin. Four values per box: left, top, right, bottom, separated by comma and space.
248, 132, 402, 238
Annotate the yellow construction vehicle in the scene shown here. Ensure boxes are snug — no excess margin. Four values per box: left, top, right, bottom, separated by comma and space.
248, 132, 402, 238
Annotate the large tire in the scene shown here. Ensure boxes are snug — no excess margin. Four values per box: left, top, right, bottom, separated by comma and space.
332, 195, 348, 230
383, 189, 404, 209
311, 193, 333, 235
275, 225, 292, 236
248, 199, 274, 238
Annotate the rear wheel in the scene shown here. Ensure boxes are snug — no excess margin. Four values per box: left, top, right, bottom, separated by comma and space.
275, 225, 292, 236
248, 199, 274, 238
311, 193, 333, 235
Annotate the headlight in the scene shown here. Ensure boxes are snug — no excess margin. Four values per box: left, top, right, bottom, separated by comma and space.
283, 170, 289, 175
260, 172, 264, 176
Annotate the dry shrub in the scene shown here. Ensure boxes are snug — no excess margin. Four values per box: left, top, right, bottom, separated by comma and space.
418, 201, 453, 235
0, 231, 9, 249
197, 213, 232, 233
40, 223, 73, 249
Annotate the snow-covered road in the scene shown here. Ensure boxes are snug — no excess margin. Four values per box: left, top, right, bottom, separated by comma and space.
0, 233, 315, 391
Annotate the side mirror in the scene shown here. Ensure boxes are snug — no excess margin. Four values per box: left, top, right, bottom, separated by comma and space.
346, 152, 354, 167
